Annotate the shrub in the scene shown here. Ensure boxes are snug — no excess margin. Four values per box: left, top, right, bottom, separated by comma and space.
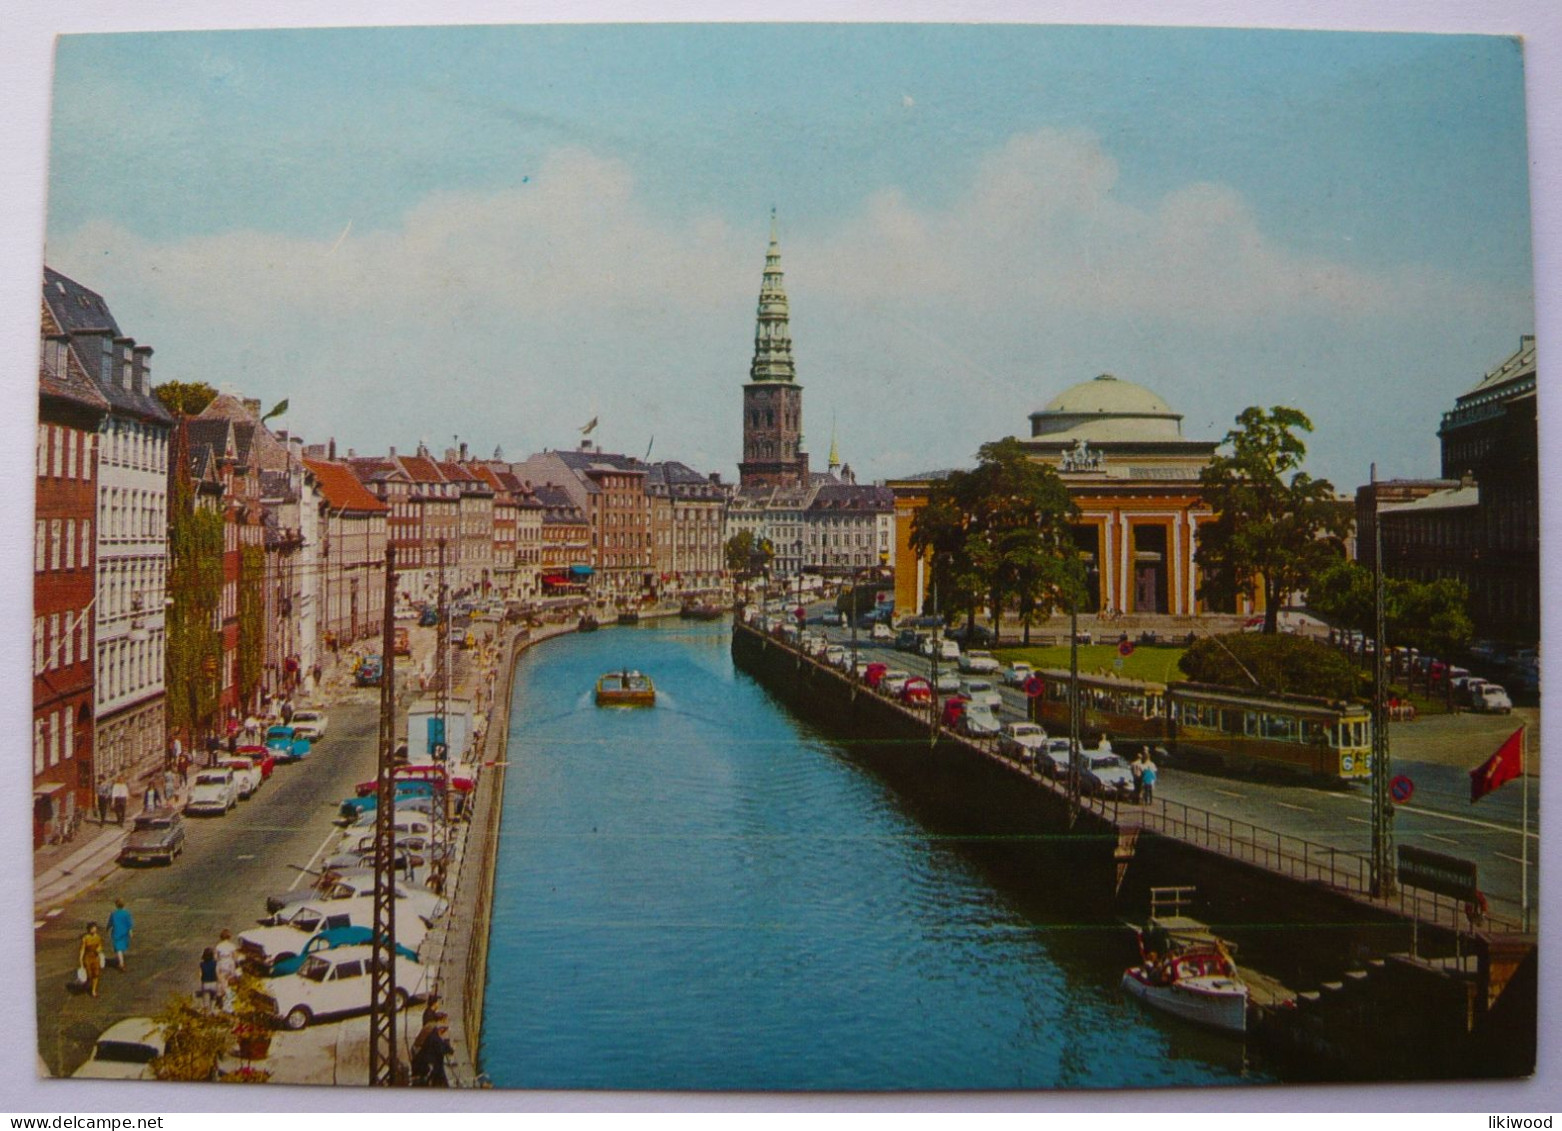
1178, 633, 1360, 700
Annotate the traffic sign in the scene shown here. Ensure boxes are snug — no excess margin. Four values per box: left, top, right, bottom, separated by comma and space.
794, 606, 806, 622
1390, 775, 1414, 804
1024, 676, 1044, 698
1118, 639, 1135, 657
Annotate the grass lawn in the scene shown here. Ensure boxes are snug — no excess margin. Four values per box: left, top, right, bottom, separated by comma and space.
995, 643, 1190, 684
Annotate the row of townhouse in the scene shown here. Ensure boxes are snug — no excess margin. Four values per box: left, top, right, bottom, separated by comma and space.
512, 444, 732, 603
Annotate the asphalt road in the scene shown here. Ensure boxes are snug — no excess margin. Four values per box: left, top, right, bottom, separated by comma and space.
800, 612, 1541, 925
34, 689, 387, 1077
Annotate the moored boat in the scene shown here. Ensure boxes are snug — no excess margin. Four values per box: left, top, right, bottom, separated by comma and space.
595, 669, 655, 707
617, 609, 641, 625
578, 613, 599, 632
680, 601, 724, 621
1121, 887, 1249, 1034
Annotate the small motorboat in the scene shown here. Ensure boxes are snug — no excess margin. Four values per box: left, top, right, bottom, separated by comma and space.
595, 669, 655, 707
1122, 919, 1249, 1035
578, 614, 599, 632
679, 602, 724, 621
617, 609, 641, 625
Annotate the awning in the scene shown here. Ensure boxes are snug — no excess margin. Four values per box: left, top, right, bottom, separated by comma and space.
569, 565, 594, 577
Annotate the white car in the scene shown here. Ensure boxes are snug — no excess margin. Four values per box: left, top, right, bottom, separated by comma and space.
958, 679, 1002, 709
1004, 662, 1036, 687
871, 622, 894, 642
184, 768, 238, 815
291, 710, 329, 741
1082, 751, 1136, 797
1473, 682, 1513, 714
335, 817, 433, 857
934, 671, 962, 694
959, 703, 1002, 736
71, 1017, 165, 1080
266, 869, 445, 915
241, 898, 429, 968
959, 650, 1002, 674
266, 945, 432, 1030
998, 721, 1048, 763
824, 645, 849, 669
218, 757, 261, 800
1037, 738, 1074, 777
881, 670, 915, 696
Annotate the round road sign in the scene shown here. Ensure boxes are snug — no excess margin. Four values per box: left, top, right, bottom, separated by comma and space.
1118, 639, 1136, 657
1024, 676, 1044, 698
795, 607, 807, 622
1390, 775, 1414, 804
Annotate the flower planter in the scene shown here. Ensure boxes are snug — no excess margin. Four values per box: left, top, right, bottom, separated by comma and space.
236, 1034, 272, 1060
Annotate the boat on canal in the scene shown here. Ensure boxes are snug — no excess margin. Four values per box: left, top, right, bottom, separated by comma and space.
680, 601, 724, 621
1121, 888, 1249, 1035
578, 613, 599, 632
595, 669, 656, 707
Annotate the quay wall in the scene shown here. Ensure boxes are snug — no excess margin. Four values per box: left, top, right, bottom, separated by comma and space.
731, 621, 1537, 1080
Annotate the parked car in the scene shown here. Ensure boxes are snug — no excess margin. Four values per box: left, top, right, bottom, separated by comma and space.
959, 649, 1002, 674
871, 622, 894, 642
334, 818, 433, 858
824, 645, 849, 668
940, 695, 970, 729
242, 898, 429, 968
344, 796, 436, 830
339, 780, 437, 822
71, 1018, 165, 1080
880, 670, 915, 696
266, 870, 445, 916
117, 808, 186, 865
218, 757, 262, 800
1037, 738, 1073, 778
997, 722, 1048, 764
235, 744, 276, 779
1081, 751, 1136, 797
898, 676, 934, 705
266, 725, 311, 763
1004, 662, 1036, 687
266, 945, 431, 1030
1472, 682, 1513, 714
957, 679, 1002, 709
323, 834, 453, 875
864, 662, 889, 689
291, 710, 329, 741
959, 702, 1002, 737
184, 768, 239, 816
821, 610, 844, 626
934, 670, 962, 693
418, 606, 439, 627
354, 655, 384, 687
894, 630, 922, 652
268, 927, 422, 978
949, 624, 995, 647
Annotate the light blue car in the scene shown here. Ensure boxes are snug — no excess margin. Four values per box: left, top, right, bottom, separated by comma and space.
266, 725, 312, 763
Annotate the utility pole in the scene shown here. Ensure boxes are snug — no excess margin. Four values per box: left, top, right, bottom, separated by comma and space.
431, 538, 450, 895
1369, 465, 1396, 897
368, 545, 401, 1086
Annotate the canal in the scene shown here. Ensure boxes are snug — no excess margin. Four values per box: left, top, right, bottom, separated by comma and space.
480, 618, 1271, 1091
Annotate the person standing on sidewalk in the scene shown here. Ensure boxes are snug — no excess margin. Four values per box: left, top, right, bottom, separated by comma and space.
107, 900, 133, 971
214, 928, 238, 1009
96, 780, 111, 825
110, 777, 129, 825
1139, 751, 1158, 805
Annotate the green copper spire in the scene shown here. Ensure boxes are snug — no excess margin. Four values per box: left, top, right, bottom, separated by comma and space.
749, 211, 796, 383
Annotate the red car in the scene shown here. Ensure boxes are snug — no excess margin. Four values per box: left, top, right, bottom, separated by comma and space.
899, 676, 933, 705
355, 763, 475, 797
864, 662, 889, 689
235, 744, 276, 780
940, 695, 970, 729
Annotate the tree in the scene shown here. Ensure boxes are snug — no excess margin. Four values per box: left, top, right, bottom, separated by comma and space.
911, 437, 1079, 636
1179, 633, 1360, 700
724, 531, 774, 578
1309, 560, 1473, 661
164, 424, 224, 744
153, 380, 218, 417
238, 543, 266, 709
1197, 406, 1350, 633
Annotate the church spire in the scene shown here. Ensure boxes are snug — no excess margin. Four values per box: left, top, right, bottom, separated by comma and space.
828, 416, 840, 473
749, 208, 796, 383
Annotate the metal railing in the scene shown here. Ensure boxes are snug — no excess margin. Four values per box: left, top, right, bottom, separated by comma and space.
741, 622, 1524, 939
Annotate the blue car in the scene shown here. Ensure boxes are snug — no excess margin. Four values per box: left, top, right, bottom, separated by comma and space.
266, 725, 312, 763
338, 780, 437, 822
268, 927, 419, 976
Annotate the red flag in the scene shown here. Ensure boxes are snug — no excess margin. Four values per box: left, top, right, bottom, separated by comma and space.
1470, 727, 1524, 803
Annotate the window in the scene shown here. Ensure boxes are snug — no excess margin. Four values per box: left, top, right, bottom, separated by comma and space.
49, 614, 60, 671
52, 426, 63, 478
34, 718, 45, 776
50, 520, 62, 571
63, 713, 74, 763
65, 431, 76, 479
64, 519, 75, 570
34, 618, 44, 675
63, 616, 73, 668
36, 426, 46, 478
49, 710, 61, 766
35, 521, 46, 573
81, 520, 92, 568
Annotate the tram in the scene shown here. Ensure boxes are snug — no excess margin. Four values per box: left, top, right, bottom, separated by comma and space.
1030, 670, 1374, 781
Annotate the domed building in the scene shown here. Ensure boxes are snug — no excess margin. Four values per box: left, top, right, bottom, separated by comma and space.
890, 373, 1250, 622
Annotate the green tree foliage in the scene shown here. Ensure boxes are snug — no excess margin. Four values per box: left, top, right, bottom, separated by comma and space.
238, 543, 265, 707
166, 429, 224, 742
724, 530, 774, 578
1196, 406, 1351, 633
911, 437, 1079, 636
1309, 560, 1474, 659
153, 381, 219, 418
1179, 632, 1360, 700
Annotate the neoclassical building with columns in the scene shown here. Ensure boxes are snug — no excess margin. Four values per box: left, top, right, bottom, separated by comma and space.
890, 373, 1260, 621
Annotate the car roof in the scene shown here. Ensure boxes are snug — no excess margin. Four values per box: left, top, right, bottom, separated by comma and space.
95, 1017, 164, 1046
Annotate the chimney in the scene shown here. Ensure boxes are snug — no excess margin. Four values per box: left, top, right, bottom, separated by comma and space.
132, 345, 153, 395
388, 445, 397, 459
243, 397, 262, 418
347, 448, 357, 459
328, 437, 337, 460
459, 441, 469, 462
276, 429, 289, 443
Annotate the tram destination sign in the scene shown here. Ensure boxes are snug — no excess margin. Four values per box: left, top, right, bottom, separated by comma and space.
1397, 845, 1478, 902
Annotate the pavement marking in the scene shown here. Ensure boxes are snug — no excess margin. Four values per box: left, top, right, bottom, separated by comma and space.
1495, 852, 1529, 865
1344, 816, 1371, 825
1424, 833, 1461, 847
1336, 792, 1536, 838
236, 854, 256, 861
1275, 801, 1313, 813
289, 824, 344, 891
1213, 789, 1244, 799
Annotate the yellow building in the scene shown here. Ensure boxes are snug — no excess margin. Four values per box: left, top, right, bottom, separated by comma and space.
891, 374, 1260, 621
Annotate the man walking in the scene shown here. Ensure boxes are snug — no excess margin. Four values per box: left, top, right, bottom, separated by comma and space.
1139, 751, 1158, 806
96, 780, 112, 825
110, 777, 130, 825
107, 899, 133, 971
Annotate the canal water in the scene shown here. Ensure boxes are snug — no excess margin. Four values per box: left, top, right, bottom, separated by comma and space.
481, 618, 1269, 1091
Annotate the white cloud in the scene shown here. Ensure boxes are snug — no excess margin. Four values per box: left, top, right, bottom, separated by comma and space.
46, 128, 1525, 485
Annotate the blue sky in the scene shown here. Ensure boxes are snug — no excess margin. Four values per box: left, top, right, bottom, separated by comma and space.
44, 23, 1535, 487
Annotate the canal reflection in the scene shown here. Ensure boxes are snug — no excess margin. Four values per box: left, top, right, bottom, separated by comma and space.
480, 618, 1270, 1091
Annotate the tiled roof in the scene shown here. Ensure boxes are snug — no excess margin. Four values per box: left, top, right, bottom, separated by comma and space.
42, 267, 172, 425
39, 301, 111, 413
304, 458, 389, 513
397, 455, 446, 484
808, 484, 893, 511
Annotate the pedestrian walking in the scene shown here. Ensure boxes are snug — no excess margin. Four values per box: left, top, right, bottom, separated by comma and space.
110, 777, 129, 825
421, 992, 443, 1027
198, 948, 220, 1009
107, 900, 133, 971
176, 750, 191, 786
163, 768, 179, 807
1130, 753, 1145, 803
1139, 752, 1158, 806
410, 1014, 452, 1086
214, 929, 239, 1008
96, 781, 111, 825
143, 782, 160, 813
78, 923, 104, 998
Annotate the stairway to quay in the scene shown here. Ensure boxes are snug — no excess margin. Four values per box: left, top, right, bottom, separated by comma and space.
731, 619, 1537, 1083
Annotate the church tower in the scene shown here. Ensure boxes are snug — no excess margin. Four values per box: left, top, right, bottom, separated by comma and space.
738, 212, 809, 489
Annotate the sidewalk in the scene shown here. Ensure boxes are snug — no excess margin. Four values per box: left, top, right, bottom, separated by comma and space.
32, 818, 127, 916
